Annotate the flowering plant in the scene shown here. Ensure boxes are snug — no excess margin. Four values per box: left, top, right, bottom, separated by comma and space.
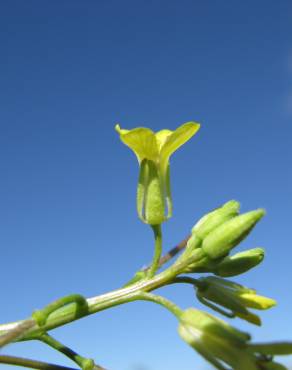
0, 122, 291, 370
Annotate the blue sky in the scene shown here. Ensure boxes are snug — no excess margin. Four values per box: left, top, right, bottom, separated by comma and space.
0, 1, 292, 369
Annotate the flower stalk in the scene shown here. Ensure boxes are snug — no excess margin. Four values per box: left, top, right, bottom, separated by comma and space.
147, 224, 163, 278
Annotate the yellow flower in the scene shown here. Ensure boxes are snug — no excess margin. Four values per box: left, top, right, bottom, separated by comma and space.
115, 122, 200, 225
196, 277, 276, 326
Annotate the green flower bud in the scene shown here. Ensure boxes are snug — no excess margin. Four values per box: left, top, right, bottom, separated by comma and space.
178, 308, 255, 369
192, 200, 240, 240
176, 200, 239, 268
213, 248, 265, 277
179, 308, 250, 347
202, 209, 266, 260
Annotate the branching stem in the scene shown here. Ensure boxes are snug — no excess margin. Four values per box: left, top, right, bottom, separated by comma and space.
0, 248, 205, 342
136, 292, 183, 318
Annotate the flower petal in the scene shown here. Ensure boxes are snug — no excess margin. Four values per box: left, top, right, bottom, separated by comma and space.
238, 293, 277, 310
155, 129, 172, 151
160, 122, 200, 173
115, 124, 159, 163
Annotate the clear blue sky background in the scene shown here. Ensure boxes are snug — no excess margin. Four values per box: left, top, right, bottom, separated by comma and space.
0, 1, 292, 369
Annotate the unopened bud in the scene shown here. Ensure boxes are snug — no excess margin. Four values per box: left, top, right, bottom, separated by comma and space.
178, 308, 250, 347
178, 308, 255, 369
177, 200, 240, 267
202, 209, 266, 260
214, 248, 265, 277
192, 200, 240, 240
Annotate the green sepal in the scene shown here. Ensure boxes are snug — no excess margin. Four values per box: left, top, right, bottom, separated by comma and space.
137, 159, 166, 225
137, 159, 148, 222
144, 160, 165, 225
165, 163, 173, 220
196, 293, 236, 318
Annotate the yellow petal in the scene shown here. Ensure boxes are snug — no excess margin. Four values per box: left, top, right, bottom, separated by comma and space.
160, 121, 200, 174
239, 293, 277, 310
155, 129, 172, 151
115, 124, 129, 135
115, 124, 159, 163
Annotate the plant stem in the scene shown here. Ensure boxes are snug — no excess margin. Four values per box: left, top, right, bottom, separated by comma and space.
39, 333, 95, 370
0, 248, 205, 342
0, 319, 35, 348
136, 292, 183, 318
33, 295, 88, 327
143, 235, 190, 272
147, 224, 162, 278
170, 276, 205, 289
0, 354, 78, 370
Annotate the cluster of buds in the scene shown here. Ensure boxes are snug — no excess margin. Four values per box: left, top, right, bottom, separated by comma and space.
178, 308, 292, 370
195, 276, 276, 325
177, 200, 266, 276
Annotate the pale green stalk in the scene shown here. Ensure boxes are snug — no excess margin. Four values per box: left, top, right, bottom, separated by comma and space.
0, 248, 205, 342
147, 224, 162, 278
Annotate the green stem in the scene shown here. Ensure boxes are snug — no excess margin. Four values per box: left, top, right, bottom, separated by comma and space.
0, 354, 78, 370
0, 248, 205, 342
147, 224, 162, 278
0, 319, 35, 348
39, 333, 94, 370
33, 295, 88, 327
170, 276, 205, 289
136, 292, 183, 318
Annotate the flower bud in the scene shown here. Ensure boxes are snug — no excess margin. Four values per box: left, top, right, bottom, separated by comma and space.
196, 278, 249, 316
178, 308, 255, 369
213, 248, 265, 277
177, 200, 239, 268
202, 209, 266, 260
196, 276, 276, 326
179, 308, 250, 346
192, 200, 240, 240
